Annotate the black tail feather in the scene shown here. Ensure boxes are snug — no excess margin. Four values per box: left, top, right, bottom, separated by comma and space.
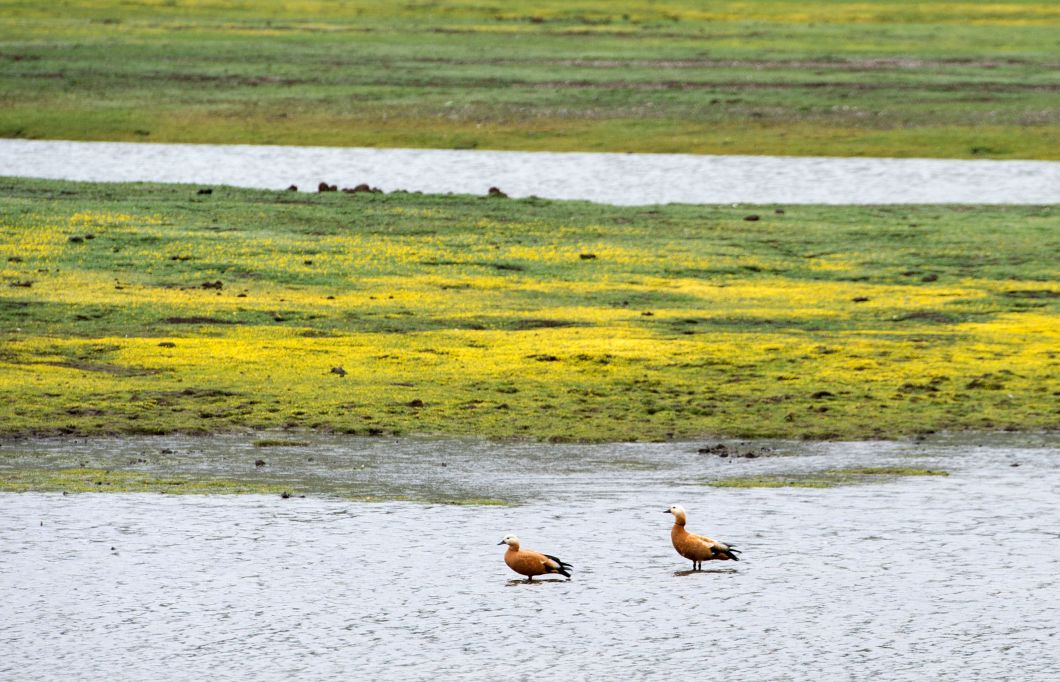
544, 554, 573, 577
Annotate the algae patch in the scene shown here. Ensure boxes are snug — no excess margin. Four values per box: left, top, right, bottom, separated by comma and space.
429, 497, 509, 507
0, 466, 514, 504
0, 467, 293, 495
709, 466, 949, 489
840, 466, 950, 477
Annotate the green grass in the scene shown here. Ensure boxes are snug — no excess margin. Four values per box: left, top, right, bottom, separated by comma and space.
0, 177, 1057, 442
0, 1, 1057, 158
709, 466, 950, 488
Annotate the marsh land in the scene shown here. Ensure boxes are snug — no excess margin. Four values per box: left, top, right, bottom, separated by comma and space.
1, 0, 1058, 158
1, 178, 1056, 442
2, 4, 1058, 675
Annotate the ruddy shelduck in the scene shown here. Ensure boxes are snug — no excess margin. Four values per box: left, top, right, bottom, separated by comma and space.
498, 534, 572, 582
665, 504, 741, 569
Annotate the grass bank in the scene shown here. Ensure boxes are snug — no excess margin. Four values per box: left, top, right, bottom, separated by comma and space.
0, 1, 1057, 158
0, 177, 1057, 441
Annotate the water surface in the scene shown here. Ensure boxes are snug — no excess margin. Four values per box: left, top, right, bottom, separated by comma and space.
2, 435, 1058, 680
2, 139, 1058, 205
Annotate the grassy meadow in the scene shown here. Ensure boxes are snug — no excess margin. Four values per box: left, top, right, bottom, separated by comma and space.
0, 0, 1057, 158
1, 177, 1056, 442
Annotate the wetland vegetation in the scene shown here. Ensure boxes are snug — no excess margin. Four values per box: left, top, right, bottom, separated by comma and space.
708, 466, 950, 488
1, 0, 1057, 158
1, 177, 1056, 442
0, 466, 294, 495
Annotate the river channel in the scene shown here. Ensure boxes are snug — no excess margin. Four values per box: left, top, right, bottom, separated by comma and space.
2, 139, 1058, 205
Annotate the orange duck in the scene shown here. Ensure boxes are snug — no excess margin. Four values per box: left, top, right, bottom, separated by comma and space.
498, 535, 573, 582
665, 504, 741, 570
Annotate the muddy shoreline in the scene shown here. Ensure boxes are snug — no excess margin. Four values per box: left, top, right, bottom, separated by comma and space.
1, 431, 1054, 501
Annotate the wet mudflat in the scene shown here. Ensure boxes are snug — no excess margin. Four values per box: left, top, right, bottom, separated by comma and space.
3, 139, 1059, 204
1, 435, 1057, 680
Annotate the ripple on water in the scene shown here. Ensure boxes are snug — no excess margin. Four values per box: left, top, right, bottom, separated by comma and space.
1, 438, 1059, 680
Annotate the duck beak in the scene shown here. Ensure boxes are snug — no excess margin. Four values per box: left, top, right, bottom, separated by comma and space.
497, 540, 506, 545
663, 509, 672, 514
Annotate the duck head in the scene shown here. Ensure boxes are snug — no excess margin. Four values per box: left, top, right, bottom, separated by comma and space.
664, 504, 687, 525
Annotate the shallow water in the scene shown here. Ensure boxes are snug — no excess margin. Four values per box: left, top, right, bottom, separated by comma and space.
1, 435, 1058, 680
2, 139, 1059, 205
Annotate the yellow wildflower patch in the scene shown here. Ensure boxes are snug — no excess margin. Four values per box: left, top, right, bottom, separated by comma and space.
1, 180, 1056, 440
